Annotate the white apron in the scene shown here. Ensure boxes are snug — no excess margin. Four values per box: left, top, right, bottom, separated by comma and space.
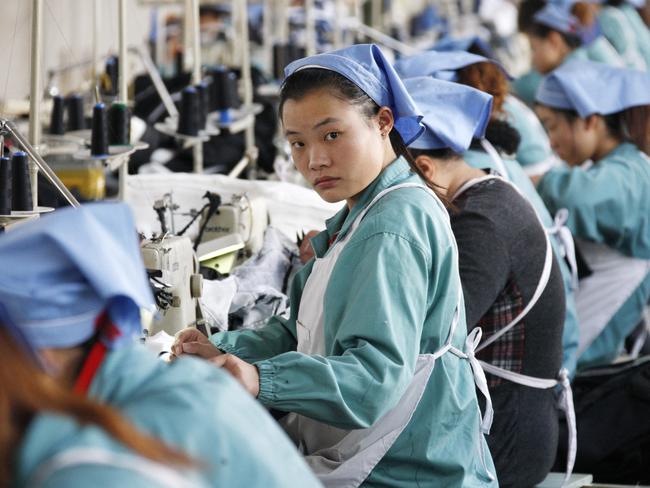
283, 183, 495, 488
574, 238, 650, 357
452, 172, 577, 484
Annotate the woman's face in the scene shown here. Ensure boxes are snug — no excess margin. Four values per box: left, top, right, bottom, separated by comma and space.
528, 33, 567, 74
282, 88, 394, 207
536, 105, 597, 165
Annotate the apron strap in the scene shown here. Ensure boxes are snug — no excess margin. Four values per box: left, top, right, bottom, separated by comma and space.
449, 328, 494, 434
558, 368, 577, 486
476, 361, 577, 485
447, 327, 496, 482
476, 195, 554, 353
345, 182, 448, 241
547, 209, 579, 291
450, 174, 501, 201
480, 138, 510, 180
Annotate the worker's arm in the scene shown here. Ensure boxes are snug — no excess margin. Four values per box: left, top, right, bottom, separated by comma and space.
537, 160, 643, 257
207, 262, 317, 363
251, 232, 431, 430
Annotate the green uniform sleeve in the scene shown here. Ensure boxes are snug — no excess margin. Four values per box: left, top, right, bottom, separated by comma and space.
511, 70, 543, 106
537, 163, 634, 253
209, 315, 298, 364
599, 8, 636, 65
209, 264, 319, 363
254, 233, 431, 430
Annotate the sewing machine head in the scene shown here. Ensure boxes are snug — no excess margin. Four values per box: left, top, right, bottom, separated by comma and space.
199, 192, 267, 255
140, 234, 204, 336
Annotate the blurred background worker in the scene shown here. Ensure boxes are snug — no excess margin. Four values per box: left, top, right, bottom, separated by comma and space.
533, 60, 650, 371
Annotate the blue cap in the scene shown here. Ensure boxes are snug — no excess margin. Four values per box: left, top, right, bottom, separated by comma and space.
434, 35, 494, 59
394, 49, 511, 82
405, 77, 493, 153
284, 44, 424, 145
542, 0, 603, 43
536, 60, 650, 117
0, 203, 155, 354
532, 2, 597, 43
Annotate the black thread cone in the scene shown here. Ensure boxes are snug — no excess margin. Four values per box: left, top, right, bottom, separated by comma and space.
195, 82, 209, 129
177, 86, 200, 136
91, 102, 109, 156
226, 71, 240, 109
207, 67, 225, 111
175, 51, 184, 77
289, 44, 306, 63
0, 157, 11, 215
11, 152, 33, 211
49, 95, 65, 135
273, 44, 290, 80
209, 67, 239, 111
108, 102, 130, 145
66, 94, 85, 131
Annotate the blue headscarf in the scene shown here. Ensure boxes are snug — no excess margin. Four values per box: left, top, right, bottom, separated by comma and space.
433, 35, 494, 59
536, 59, 650, 117
394, 49, 511, 82
405, 77, 493, 153
533, 2, 599, 44
284, 44, 424, 145
0, 203, 154, 354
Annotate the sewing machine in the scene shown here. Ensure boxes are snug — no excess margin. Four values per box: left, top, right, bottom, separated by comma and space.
199, 193, 268, 255
140, 234, 205, 336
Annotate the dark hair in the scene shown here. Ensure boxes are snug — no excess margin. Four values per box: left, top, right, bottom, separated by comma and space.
409, 147, 460, 162
467, 119, 521, 155
484, 119, 521, 155
279, 68, 447, 204
622, 105, 650, 155
545, 106, 623, 136
518, 0, 587, 48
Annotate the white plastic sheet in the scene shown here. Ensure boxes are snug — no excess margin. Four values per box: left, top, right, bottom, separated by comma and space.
124, 173, 343, 240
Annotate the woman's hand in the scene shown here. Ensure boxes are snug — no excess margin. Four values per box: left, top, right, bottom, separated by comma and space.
210, 354, 260, 397
299, 230, 320, 264
172, 327, 222, 359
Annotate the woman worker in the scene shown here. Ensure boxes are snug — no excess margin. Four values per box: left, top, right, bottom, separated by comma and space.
514, 0, 624, 105
174, 44, 497, 487
403, 75, 570, 487
0, 203, 321, 487
395, 49, 581, 378
430, 39, 563, 175
598, 0, 650, 70
534, 60, 650, 369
